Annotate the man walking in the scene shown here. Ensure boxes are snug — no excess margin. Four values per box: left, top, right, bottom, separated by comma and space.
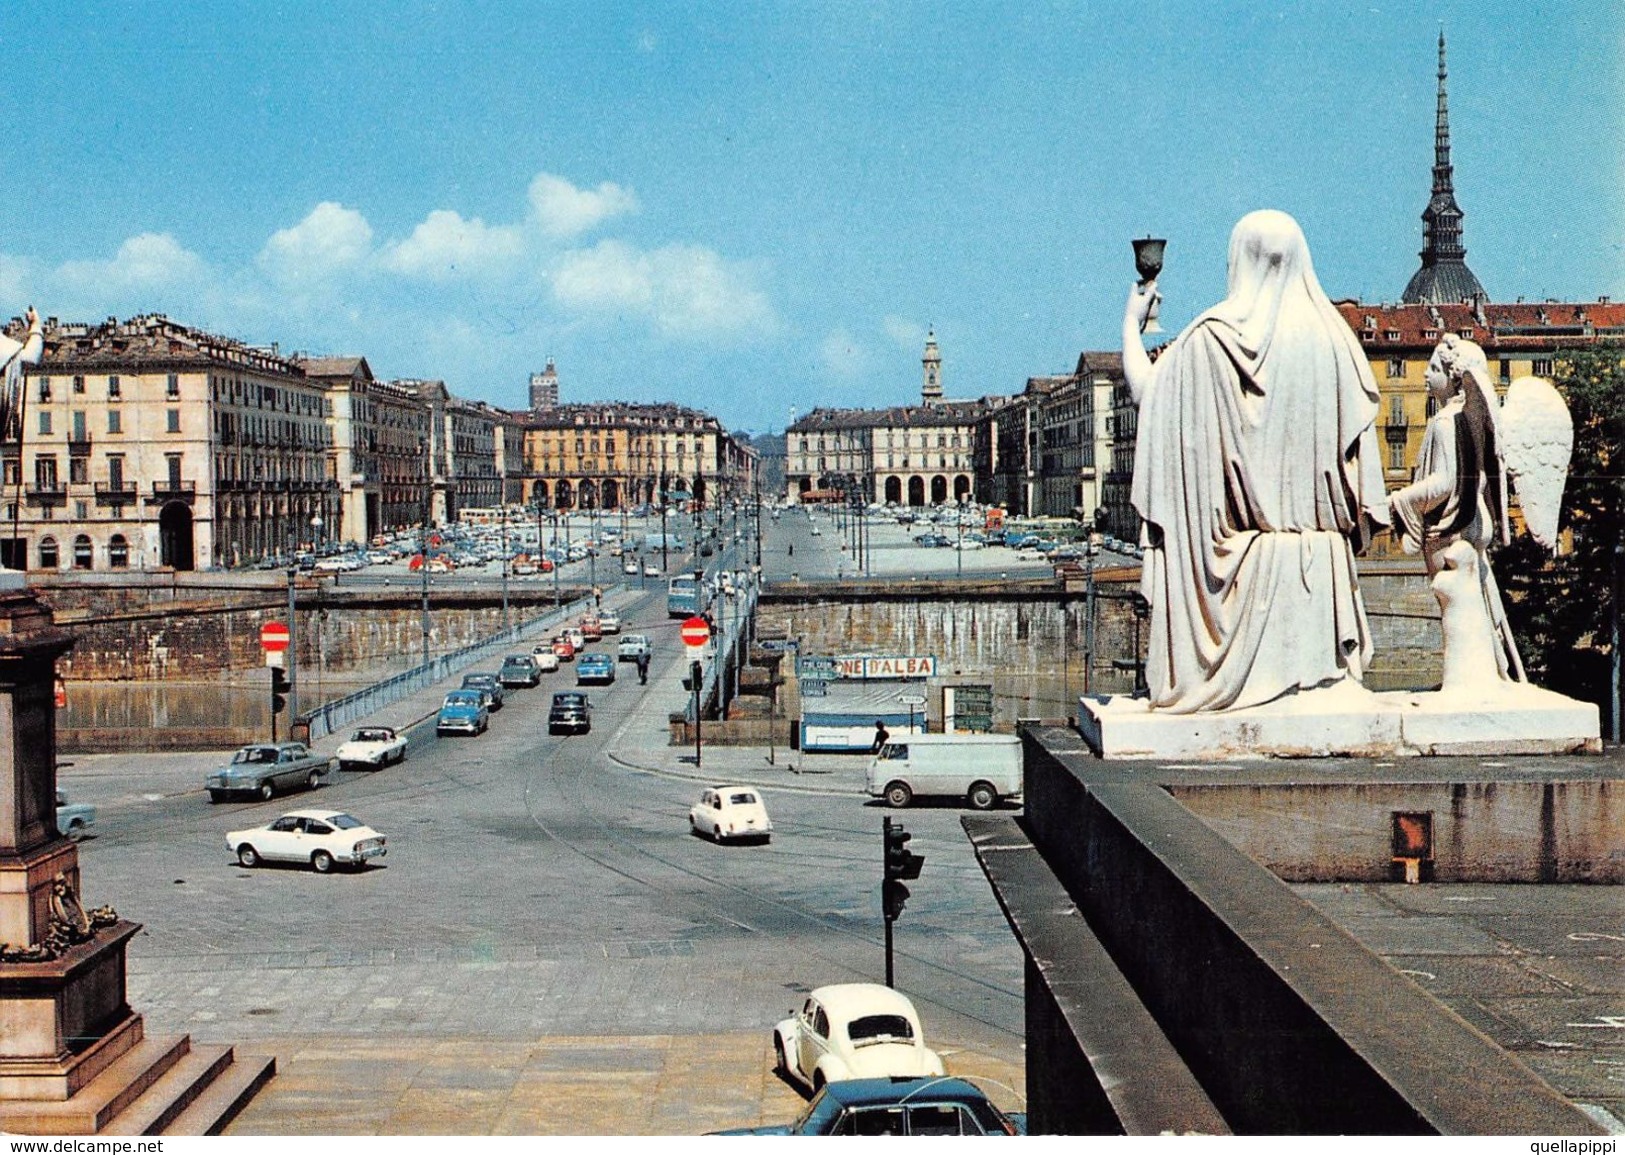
636, 649, 650, 685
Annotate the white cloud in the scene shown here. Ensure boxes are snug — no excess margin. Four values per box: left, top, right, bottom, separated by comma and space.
883, 315, 925, 350
55, 233, 208, 294
552, 240, 775, 340
258, 202, 374, 282
380, 209, 524, 281
528, 173, 638, 239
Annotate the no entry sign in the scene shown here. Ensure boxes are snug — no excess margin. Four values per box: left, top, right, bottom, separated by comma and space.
680, 616, 710, 648
260, 621, 290, 653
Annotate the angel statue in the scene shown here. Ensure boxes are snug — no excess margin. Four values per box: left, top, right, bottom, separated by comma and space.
0, 306, 44, 443
1387, 334, 1573, 693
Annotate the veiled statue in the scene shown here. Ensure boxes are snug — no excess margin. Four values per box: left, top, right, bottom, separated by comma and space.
1122, 210, 1389, 714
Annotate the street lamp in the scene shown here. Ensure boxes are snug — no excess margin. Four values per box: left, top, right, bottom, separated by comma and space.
311, 514, 323, 555
500, 504, 510, 631
956, 496, 967, 579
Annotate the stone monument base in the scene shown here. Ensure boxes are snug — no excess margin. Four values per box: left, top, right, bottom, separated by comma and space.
1078, 679, 1602, 759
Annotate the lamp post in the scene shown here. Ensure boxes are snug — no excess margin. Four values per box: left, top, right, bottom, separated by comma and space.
310, 514, 323, 557
500, 503, 510, 631
419, 438, 432, 670
956, 496, 966, 579
660, 476, 670, 574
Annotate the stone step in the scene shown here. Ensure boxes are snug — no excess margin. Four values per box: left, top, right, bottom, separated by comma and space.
151, 1051, 276, 1136
0, 1035, 190, 1135
98, 1044, 232, 1135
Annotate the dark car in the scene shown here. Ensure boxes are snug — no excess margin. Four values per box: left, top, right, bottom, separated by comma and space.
548, 691, 592, 735
461, 672, 505, 710
713, 1077, 1025, 1136
498, 653, 541, 688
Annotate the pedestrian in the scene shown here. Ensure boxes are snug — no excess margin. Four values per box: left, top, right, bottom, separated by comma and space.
593, 586, 602, 608
871, 719, 890, 754
636, 649, 650, 685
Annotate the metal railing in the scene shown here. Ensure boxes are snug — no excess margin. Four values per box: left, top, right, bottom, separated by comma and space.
685, 565, 760, 722
299, 595, 593, 741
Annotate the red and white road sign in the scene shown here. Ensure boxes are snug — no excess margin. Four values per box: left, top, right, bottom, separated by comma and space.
680, 616, 710, 648
260, 621, 290, 653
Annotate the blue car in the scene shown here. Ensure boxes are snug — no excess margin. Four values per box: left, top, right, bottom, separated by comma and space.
714, 1077, 1025, 1136
576, 654, 616, 685
436, 690, 489, 736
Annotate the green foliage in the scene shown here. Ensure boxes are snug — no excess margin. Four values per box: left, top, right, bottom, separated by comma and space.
1494, 342, 1623, 727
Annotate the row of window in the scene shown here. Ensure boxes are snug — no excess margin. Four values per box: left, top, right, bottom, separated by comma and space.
37, 373, 180, 402
38, 408, 180, 435
35, 534, 133, 569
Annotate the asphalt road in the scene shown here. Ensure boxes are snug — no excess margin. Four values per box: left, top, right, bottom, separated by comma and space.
64, 578, 1027, 1131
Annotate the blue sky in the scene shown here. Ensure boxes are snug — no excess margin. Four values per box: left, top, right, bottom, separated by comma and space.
1, 2, 1619, 433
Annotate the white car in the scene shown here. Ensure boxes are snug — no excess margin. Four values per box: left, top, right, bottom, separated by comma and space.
617, 633, 651, 662
334, 725, 408, 771
530, 646, 561, 672
644, 562, 661, 576
623, 559, 639, 575
773, 984, 945, 1092
598, 609, 622, 634
688, 784, 772, 843
226, 809, 387, 874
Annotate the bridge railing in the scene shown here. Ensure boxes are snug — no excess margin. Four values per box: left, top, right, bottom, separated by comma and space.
299, 595, 594, 741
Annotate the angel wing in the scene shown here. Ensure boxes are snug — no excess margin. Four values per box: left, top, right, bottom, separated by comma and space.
1498, 376, 1573, 550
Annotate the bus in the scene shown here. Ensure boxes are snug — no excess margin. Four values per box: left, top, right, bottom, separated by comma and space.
667, 574, 708, 619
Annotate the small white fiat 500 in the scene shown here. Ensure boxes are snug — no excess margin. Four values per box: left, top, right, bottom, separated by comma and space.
226, 809, 387, 873
688, 785, 772, 843
773, 983, 945, 1092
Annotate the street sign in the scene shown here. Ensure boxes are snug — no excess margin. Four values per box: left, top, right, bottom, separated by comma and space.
260, 621, 290, 652
796, 655, 838, 678
898, 692, 927, 707
800, 679, 828, 697
680, 616, 710, 648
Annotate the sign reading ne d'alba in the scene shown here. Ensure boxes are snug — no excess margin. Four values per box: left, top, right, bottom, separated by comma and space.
796, 655, 938, 681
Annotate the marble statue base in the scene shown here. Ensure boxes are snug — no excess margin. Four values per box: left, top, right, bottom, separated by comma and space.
1078, 679, 1602, 760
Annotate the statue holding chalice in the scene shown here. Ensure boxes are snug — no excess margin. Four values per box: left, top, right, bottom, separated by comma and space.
1132, 236, 1165, 334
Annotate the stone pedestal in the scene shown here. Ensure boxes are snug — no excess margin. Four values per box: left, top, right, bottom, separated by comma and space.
0, 587, 273, 1132
1079, 678, 1602, 759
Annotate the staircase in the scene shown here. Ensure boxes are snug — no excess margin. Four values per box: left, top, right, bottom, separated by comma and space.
0, 1034, 274, 1137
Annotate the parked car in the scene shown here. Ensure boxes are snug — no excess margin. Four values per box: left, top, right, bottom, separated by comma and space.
206, 742, 332, 803
617, 633, 651, 662
334, 725, 408, 771
715, 1077, 1025, 1136
688, 785, 772, 843
623, 559, 640, 575
461, 672, 505, 711
530, 645, 562, 672
597, 609, 622, 634
772, 984, 945, 1094
644, 562, 661, 576
576, 653, 616, 685
548, 691, 592, 735
56, 789, 95, 841
499, 653, 542, 688
437, 690, 489, 736
225, 809, 386, 874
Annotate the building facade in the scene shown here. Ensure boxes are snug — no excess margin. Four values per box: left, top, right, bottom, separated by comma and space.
13, 314, 334, 571
523, 402, 753, 513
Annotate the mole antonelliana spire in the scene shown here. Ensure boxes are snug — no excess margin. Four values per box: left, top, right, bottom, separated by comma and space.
1401, 30, 1487, 305
1404, 31, 1488, 305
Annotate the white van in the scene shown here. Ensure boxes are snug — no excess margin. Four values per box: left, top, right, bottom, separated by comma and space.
865, 733, 1023, 811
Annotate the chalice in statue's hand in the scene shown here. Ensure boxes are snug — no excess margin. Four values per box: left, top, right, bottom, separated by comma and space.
1132, 237, 1166, 334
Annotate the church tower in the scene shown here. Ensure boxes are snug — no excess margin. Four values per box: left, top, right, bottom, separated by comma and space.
921, 329, 943, 402
1401, 31, 1487, 305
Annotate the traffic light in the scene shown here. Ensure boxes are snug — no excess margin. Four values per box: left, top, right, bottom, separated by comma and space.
883, 818, 923, 881
271, 666, 290, 715
882, 878, 909, 921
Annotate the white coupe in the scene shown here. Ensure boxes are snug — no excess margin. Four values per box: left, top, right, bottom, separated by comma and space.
334, 726, 408, 771
688, 785, 772, 843
773, 983, 945, 1092
529, 645, 562, 672
226, 809, 387, 873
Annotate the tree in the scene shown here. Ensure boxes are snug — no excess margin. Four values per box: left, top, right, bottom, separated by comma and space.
1493, 342, 1624, 734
